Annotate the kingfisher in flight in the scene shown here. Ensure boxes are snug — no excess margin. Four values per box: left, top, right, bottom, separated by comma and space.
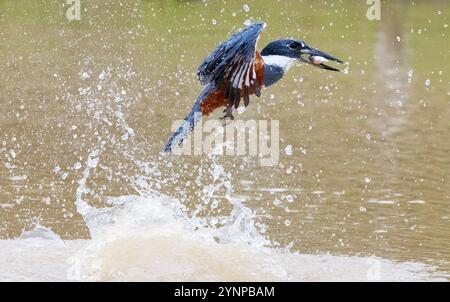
164, 22, 343, 153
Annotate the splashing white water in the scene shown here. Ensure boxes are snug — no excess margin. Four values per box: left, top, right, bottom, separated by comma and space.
0, 128, 444, 281
0, 189, 444, 281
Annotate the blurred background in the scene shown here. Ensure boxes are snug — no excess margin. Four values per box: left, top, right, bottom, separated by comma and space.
0, 0, 449, 278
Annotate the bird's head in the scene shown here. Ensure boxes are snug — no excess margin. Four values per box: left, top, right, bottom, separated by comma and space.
261, 39, 344, 71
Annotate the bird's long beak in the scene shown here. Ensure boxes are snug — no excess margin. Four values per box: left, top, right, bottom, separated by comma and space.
299, 45, 344, 72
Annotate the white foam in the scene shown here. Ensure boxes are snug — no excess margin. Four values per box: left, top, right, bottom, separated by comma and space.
0, 192, 444, 281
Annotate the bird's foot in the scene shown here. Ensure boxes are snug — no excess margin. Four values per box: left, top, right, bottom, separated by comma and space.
220, 107, 235, 124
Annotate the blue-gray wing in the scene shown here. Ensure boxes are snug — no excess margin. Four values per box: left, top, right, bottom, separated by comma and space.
164, 22, 266, 154
197, 22, 265, 108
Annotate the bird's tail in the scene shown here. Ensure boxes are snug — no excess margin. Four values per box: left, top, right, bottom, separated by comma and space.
163, 85, 214, 153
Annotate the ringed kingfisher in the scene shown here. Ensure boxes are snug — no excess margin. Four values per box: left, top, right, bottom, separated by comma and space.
164, 22, 343, 153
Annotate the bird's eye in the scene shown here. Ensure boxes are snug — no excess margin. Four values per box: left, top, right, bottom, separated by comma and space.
288, 43, 298, 49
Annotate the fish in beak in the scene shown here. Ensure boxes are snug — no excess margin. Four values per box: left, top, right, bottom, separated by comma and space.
298, 44, 344, 72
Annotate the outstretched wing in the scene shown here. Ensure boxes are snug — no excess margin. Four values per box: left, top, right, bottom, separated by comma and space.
197, 22, 266, 109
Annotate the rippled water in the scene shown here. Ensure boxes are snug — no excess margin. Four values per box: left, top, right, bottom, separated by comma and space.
0, 0, 449, 280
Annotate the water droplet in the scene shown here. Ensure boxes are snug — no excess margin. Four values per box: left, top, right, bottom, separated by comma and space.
80, 71, 90, 80
284, 145, 293, 156
407, 69, 414, 83
243, 4, 250, 12
87, 157, 99, 168
43, 197, 51, 205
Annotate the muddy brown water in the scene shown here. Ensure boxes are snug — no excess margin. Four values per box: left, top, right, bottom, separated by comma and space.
0, 0, 449, 278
